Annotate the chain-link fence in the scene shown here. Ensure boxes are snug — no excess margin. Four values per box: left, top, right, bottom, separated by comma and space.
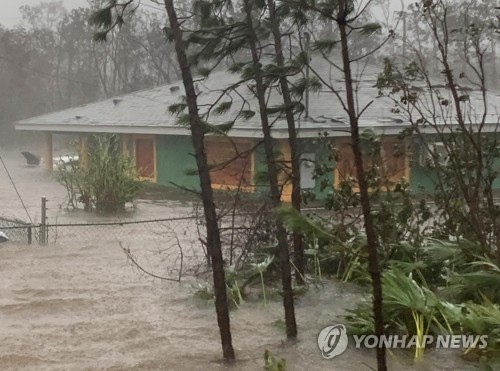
0, 213, 207, 280
0, 203, 277, 281
0, 216, 35, 244
48, 216, 208, 279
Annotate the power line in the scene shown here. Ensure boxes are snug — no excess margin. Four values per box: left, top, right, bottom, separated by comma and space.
0, 152, 33, 224
139, 1, 194, 16
140, 1, 166, 12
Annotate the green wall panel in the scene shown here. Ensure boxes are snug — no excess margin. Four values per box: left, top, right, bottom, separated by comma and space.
409, 164, 437, 194
302, 138, 332, 200
156, 135, 199, 190
154, 133, 500, 199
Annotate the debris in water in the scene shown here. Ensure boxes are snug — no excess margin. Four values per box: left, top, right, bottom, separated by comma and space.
0, 231, 8, 243
21, 151, 41, 166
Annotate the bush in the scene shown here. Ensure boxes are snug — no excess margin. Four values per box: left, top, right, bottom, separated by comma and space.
56, 134, 140, 212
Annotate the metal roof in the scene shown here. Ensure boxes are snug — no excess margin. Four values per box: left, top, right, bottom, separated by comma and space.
15, 59, 500, 138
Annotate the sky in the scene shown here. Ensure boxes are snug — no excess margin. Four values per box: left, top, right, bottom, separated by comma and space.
0, 0, 88, 27
0, 0, 413, 28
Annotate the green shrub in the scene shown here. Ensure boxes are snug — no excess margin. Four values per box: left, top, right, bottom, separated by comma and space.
56, 134, 140, 212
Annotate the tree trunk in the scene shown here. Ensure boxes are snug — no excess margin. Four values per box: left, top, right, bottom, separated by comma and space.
337, 1, 386, 370
267, 0, 305, 285
243, 0, 297, 339
163, 0, 235, 361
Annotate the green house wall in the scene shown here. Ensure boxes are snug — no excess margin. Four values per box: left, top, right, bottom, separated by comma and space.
409, 160, 500, 194
152, 134, 500, 200
154, 134, 429, 198
302, 139, 332, 199
409, 164, 436, 193
408, 133, 500, 193
155, 135, 198, 189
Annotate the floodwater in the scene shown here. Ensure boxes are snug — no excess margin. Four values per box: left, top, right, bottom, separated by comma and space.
0, 149, 478, 370
0, 150, 194, 223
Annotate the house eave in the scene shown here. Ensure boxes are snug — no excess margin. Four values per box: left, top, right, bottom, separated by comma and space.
15, 121, 500, 138
15, 123, 192, 136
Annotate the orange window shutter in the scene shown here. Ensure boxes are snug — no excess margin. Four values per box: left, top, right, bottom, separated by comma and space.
135, 138, 155, 178
206, 139, 252, 187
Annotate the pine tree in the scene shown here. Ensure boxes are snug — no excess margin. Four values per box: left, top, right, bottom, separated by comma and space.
89, 0, 236, 360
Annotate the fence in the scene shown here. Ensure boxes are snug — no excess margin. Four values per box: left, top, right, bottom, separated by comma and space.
0, 195, 279, 281
0, 214, 262, 279
0, 216, 35, 244
55, 216, 209, 278
0, 210, 207, 280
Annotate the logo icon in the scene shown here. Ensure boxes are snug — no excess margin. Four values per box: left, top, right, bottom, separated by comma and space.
317, 324, 349, 359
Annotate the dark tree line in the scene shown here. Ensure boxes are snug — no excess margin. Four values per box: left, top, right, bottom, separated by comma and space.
0, 0, 179, 145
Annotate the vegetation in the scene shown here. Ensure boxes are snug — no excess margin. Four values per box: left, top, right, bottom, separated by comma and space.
263, 350, 287, 371
91, 0, 240, 360
344, 246, 500, 362
12, 0, 499, 369
193, 265, 244, 310
0, 1, 178, 146
86, 0, 500, 368
56, 134, 140, 212
251, 256, 274, 306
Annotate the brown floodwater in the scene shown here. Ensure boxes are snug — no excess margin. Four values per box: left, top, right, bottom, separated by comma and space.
0, 149, 479, 370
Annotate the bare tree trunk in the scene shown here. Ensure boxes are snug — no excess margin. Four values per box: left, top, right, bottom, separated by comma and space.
130, 35, 172, 83
337, 1, 386, 370
267, 0, 305, 285
163, 0, 235, 361
93, 44, 109, 97
243, 0, 297, 339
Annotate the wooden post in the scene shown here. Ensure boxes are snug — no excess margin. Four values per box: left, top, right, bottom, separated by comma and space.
44, 132, 53, 171
40, 196, 47, 245
27, 226, 32, 245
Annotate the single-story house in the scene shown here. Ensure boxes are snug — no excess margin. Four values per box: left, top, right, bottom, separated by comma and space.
15, 59, 500, 200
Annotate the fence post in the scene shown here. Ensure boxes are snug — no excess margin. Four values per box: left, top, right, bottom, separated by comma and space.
27, 226, 32, 245
40, 196, 47, 245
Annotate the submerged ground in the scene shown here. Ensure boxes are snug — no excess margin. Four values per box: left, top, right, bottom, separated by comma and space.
0, 149, 477, 370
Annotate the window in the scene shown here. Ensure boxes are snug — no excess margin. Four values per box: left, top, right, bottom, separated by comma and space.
205, 138, 254, 189
300, 153, 316, 189
420, 142, 449, 166
334, 137, 407, 188
134, 136, 155, 179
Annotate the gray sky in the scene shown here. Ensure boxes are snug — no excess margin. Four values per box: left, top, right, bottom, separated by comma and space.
0, 0, 413, 29
0, 0, 88, 27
